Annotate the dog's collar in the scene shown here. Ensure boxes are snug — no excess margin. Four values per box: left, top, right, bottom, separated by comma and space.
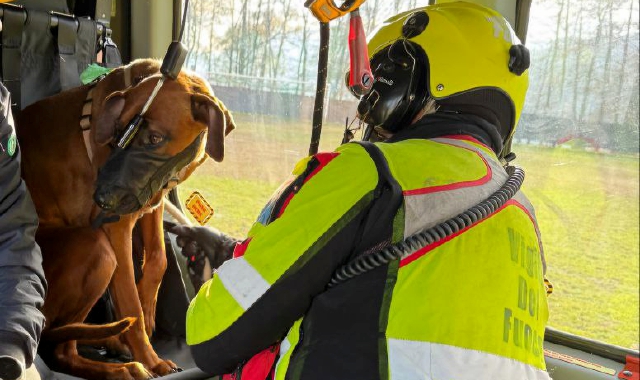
80, 66, 134, 165
124, 63, 133, 88
80, 86, 96, 164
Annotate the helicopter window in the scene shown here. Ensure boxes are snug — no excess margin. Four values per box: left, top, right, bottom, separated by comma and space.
178, 0, 639, 349
519, 0, 638, 349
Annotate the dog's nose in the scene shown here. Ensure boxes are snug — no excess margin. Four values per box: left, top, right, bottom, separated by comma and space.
94, 189, 118, 211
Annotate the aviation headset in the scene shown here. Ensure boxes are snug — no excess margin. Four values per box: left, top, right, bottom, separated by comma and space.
354, 11, 431, 134
349, 7, 530, 157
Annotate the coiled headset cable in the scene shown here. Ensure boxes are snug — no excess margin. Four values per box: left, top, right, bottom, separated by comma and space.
328, 165, 525, 287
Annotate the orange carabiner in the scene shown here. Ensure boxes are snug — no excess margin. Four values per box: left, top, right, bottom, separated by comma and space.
305, 0, 367, 23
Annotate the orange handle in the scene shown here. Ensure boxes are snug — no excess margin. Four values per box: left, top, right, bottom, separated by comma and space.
305, 0, 367, 23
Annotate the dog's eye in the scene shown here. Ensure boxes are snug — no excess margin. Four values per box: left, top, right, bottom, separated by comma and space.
146, 132, 165, 146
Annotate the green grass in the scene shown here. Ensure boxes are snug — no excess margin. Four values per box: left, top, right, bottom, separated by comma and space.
178, 113, 639, 349
517, 146, 639, 349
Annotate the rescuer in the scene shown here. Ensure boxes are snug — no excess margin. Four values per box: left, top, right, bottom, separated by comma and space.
172, 3, 551, 379
0, 82, 47, 380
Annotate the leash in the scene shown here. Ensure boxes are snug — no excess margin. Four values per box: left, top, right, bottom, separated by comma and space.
307, 22, 329, 156
304, 0, 371, 155
164, 199, 192, 226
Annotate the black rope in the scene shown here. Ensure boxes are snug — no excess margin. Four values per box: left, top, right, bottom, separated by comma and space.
178, 0, 190, 42
308, 22, 330, 156
329, 166, 526, 287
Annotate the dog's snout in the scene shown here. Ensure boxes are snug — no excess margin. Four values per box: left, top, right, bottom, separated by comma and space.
94, 189, 118, 211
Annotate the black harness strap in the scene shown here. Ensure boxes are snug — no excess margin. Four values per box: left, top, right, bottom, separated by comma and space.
350, 141, 404, 255
57, 14, 81, 91
2, 7, 25, 111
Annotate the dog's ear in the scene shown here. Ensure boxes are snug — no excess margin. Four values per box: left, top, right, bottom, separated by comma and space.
95, 92, 126, 146
219, 100, 236, 136
191, 94, 234, 162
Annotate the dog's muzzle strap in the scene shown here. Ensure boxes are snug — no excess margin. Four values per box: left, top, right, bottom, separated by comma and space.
95, 132, 204, 215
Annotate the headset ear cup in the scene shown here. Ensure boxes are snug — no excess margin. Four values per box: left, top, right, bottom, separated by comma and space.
356, 40, 430, 133
345, 70, 360, 98
383, 41, 430, 132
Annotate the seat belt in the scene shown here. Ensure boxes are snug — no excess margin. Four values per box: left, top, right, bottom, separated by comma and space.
2, 7, 25, 111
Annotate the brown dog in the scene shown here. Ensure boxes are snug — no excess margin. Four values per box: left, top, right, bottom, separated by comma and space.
16, 59, 235, 380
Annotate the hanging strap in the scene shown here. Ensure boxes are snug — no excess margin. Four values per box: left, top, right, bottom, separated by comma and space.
76, 17, 98, 75
21, 9, 60, 109
101, 29, 123, 68
57, 14, 82, 91
11, 0, 68, 13
2, 7, 26, 111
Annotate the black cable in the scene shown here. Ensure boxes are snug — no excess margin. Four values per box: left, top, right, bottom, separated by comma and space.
309, 22, 330, 156
329, 166, 526, 287
178, 0, 190, 42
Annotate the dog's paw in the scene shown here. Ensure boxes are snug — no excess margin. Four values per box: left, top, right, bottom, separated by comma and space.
150, 359, 179, 377
105, 362, 153, 380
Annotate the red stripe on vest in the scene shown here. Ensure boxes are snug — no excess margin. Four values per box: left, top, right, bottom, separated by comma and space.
276, 152, 340, 217
233, 238, 252, 258
399, 199, 533, 267
439, 134, 491, 149
402, 141, 492, 196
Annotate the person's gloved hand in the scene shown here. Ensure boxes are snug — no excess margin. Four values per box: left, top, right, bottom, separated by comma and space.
164, 221, 239, 291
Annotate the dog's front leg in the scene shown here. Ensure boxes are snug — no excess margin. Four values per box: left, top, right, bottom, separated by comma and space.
137, 203, 167, 338
104, 215, 178, 376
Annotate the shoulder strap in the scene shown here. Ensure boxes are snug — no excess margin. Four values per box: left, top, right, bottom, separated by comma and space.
350, 141, 404, 254
352, 141, 397, 190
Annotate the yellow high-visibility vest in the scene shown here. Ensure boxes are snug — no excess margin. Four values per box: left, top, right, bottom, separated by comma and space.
187, 135, 550, 380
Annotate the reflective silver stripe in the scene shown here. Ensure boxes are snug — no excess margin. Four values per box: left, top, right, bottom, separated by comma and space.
513, 191, 536, 218
402, 138, 507, 239
388, 339, 552, 380
513, 191, 546, 271
403, 175, 504, 238
216, 257, 270, 310
274, 337, 292, 380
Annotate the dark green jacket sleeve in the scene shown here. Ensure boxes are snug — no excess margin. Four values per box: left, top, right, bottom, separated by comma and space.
0, 84, 47, 367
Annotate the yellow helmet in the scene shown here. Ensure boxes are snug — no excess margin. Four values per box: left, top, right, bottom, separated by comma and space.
355, 2, 529, 156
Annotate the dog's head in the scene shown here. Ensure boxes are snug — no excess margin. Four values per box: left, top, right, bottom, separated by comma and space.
92, 66, 234, 216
